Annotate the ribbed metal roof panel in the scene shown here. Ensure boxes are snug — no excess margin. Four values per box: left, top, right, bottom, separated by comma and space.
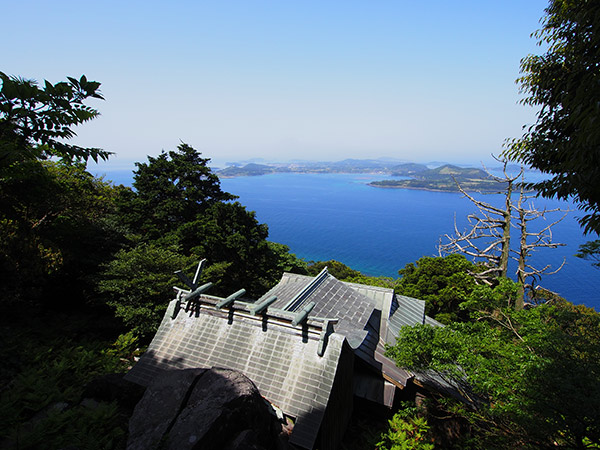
306, 276, 374, 331
387, 295, 426, 340
424, 315, 444, 327
126, 300, 344, 450
262, 273, 376, 333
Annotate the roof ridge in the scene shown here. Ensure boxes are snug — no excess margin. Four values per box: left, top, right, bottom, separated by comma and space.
281, 267, 330, 312
341, 280, 394, 294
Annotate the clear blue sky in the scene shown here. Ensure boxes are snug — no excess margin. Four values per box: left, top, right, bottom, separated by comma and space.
4, 0, 550, 170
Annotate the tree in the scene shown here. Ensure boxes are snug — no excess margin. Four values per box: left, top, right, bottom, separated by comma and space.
438, 164, 519, 283
513, 181, 566, 304
0, 73, 118, 305
576, 239, 600, 269
0, 161, 123, 303
395, 254, 478, 323
98, 243, 196, 336
102, 143, 307, 330
0, 72, 110, 165
387, 295, 600, 449
376, 407, 434, 450
121, 143, 301, 297
439, 162, 565, 309
307, 260, 362, 279
502, 0, 600, 236
119, 143, 235, 243
180, 201, 303, 295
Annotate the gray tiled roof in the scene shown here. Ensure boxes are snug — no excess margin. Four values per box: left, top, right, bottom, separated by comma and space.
126, 269, 441, 450
341, 281, 395, 347
353, 311, 413, 389
263, 272, 435, 387
262, 272, 375, 334
341, 281, 394, 311
126, 299, 344, 450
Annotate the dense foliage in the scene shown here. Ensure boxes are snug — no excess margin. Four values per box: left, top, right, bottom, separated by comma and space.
376, 405, 435, 450
307, 259, 362, 279
395, 255, 478, 323
0, 315, 138, 449
387, 288, 600, 449
98, 143, 307, 334
0, 74, 121, 305
98, 244, 196, 335
576, 239, 600, 269
503, 0, 600, 235
120, 143, 235, 242
0, 72, 312, 448
0, 72, 111, 164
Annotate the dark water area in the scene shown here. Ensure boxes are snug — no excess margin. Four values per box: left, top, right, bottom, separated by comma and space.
98, 169, 599, 310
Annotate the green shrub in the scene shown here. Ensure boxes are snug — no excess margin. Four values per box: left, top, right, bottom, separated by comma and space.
99, 243, 195, 336
5, 401, 127, 450
376, 407, 435, 450
0, 329, 135, 448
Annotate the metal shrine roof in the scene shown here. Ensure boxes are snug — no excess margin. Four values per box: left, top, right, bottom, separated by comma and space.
125, 265, 441, 450
386, 294, 445, 342
126, 295, 345, 450
260, 270, 374, 334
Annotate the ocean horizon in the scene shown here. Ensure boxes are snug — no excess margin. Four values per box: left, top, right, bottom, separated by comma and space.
97, 169, 599, 311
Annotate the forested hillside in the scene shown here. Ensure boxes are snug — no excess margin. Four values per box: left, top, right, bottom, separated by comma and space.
1, 0, 600, 446
0, 72, 309, 448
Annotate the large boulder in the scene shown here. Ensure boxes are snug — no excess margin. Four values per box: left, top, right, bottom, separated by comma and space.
127, 367, 283, 450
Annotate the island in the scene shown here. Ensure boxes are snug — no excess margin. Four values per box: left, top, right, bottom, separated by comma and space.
216, 159, 428, 177
217, 159, 521, 193
369, 165, 507, 192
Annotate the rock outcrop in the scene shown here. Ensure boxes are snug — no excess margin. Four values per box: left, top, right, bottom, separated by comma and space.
126, 367, 285, 450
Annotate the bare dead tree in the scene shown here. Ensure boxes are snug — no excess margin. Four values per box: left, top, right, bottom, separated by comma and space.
439, 158, 566, 309
513, 180, 566, 309
439, 161, 521, 284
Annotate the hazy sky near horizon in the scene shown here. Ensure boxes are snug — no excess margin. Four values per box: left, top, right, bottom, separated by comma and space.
4, 1, 550, 170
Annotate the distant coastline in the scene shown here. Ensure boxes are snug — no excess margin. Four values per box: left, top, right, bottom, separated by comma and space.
217, 159, 522, 193
216, 159, 426, 178
369, 184, 480, 193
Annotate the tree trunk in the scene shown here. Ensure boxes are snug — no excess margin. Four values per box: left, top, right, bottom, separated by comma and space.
499, 178, 513, 278
516, 205, 527, 310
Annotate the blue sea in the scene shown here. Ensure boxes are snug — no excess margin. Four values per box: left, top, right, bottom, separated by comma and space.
99, 170, 599, 310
